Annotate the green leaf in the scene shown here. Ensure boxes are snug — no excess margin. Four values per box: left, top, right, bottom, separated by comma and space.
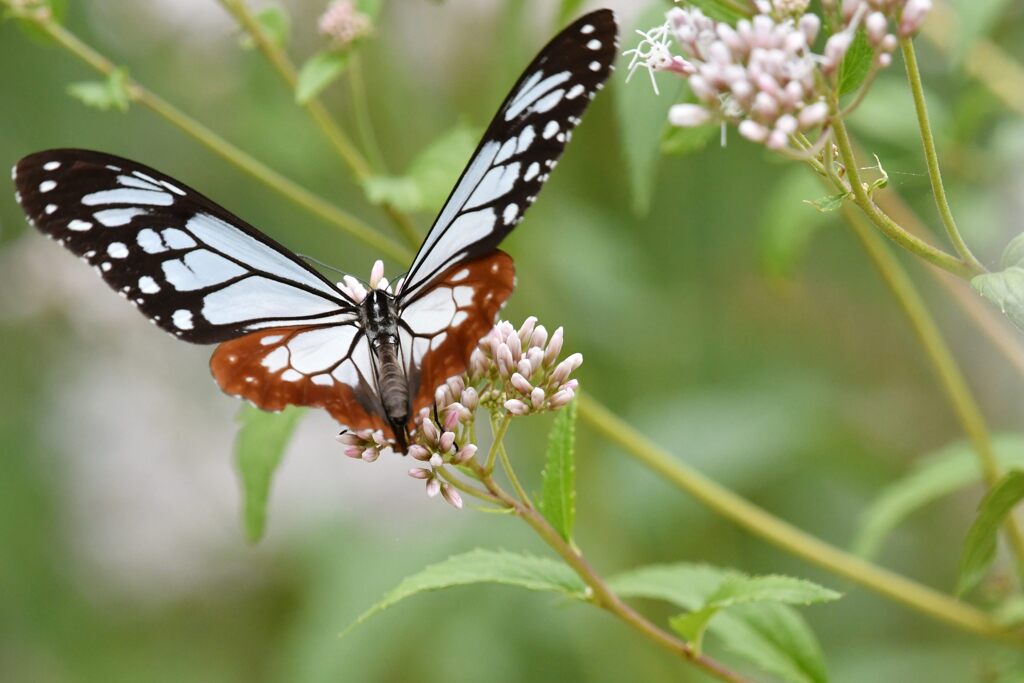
609, 564, 835, 683
539, 399, 577, 542
615, 4, 685, 215
838, 29, 873, 96
958, 470, 1024, 595
853, 434, 1024, 559
67, 68, 132, 112
759, 169, 835, 278
295, 50, 351, 104
704, 575, 842, 609
343, 549, 586, 636
803, 192, 848, 213
973, 268, 1024, 332
669, 607, 718, 653
558, 0, 587, 24
660, 123, 717, 157
235, 405, 305, 543
364, 123, 480, 213
241, 4, 291, 49
715, 603, 829, 683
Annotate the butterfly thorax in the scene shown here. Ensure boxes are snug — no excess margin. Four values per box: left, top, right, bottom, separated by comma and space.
360, 289, 410, 446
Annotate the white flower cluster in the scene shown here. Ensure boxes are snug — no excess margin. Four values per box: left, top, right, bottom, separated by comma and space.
626, 0, 932, 153
469, 317, 581, 416
317, 0, 372, 47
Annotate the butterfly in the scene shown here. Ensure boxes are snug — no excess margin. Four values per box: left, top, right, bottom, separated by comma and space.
11, 9, 618, 451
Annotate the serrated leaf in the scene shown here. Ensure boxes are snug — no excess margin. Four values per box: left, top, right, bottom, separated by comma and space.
838, 29, 873, 96
67, 68, 131, 112
558, 0, 586, 24
609, 564, 833, 683
669, 607, 718, 653
342, 549, 586, 636
705, 575, 841, 609
661, 123, 717, 156
958, 470, 1024, 595
364, 123, 480, 213
803, 192, 848, 213
973, 268, 1024, 332
615, 4, 685, 216
539, 399, 577, 542
241, 4, 291, 49
853, 434, 1024, 559
295, 49, 351, 104
235, 405, 305, 543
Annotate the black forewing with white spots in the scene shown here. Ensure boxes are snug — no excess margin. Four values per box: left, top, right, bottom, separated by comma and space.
397, 9, 618, 306
13, 149, 357, 344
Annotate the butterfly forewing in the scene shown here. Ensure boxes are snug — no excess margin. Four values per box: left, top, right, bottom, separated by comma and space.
397, 9, 618, 304
13, 149, 356, 344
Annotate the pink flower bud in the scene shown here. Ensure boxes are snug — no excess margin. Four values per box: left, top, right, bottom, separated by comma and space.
766, 129, 788, 149
526, 347, 545, 372
443, 408, 460, 432
446, 376, 465, 397
776, 114, 798, 136
408, 444, 431, 461
669, 104, 713, 127
517, 358, 534, 379
344, 446, 363, 459
421, 418, 439, 444
454, 443, 478, 464
880, 34, 897, 52
545, 327, 564, 365
507, 332, 522, 359
876, 52, 892, 68
517, 316, 537, 345
439, 431, 456, 453
426, 477, 441, 498
441, 483, 463, 509
823, 32, 852, 73
362, 447, 379, 463
551, 353, 583, 384
369, 259, 384, 288
504, 399, 529, 416
408, 467, 431, 479
531, 387, 546, 409
549, 389, 575, 409
497, 343, 514, 376
511, 372, 533, 395
865, 12, 888, 45
739, 119, 769, 143
430, 453, 444, 468
461, 387, 479, 411
336, 432, 361, 445
435, 385, 451, 409
530, 325, 548, 351
798, 101, 828, 128
899, 0, 931, 37
688, 75, 716, 103
799, 14, 820, 43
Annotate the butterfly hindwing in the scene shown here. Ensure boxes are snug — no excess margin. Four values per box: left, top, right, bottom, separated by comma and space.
400, 250, 515, 417
13, 149, 356, 344
397, 9, 618, 304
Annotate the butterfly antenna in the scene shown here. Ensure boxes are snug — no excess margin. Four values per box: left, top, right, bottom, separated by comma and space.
297, 253, 351, 279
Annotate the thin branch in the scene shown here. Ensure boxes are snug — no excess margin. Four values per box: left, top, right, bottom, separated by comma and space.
576, 395, 1024, 645
900, 38, 984, 271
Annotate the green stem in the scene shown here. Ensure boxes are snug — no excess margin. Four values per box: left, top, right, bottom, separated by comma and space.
474, 470, 751, 683
218, 0, 422, 248
28, 11, 410, 262
900, 38, 984, 272
486, 413, 512, 474
840, 205, 1024, 580
436, 467, 502, 506
498, 442, 534, 508
830, 113, 977, 278
576, 394, 1023, 645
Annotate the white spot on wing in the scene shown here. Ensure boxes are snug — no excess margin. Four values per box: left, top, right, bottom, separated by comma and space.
45, 204, 57, 215
138, 276, 160, 293
137, 229, 167, 253
506, 71, 571, 120
39, 180, 57, 193
281, 369, 303, 382
162, 249, 246, 291
43, 161, 61, 171
261, 335, 284, 345
287, 326, 358, 374
589, 61, 601, 71
68, 219, 92, 232
402, 286, 457, 335
94, 208, 146, 227
173, 309, 194, 330
587, 39, 602, 50
467, 163, 520, 209
543, 121, 559, 139
161, 228, 196, 250
516, 126, 536, 154
262, 346, 289, 372
581, 24, 595, 34
82, 188, 173, 206
525, 163, 540, 181
107, 242, 129, 259
503, 204, 519, 224
533, 90, 564, 113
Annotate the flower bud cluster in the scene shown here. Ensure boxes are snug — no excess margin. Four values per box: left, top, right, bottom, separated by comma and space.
469, 317, 581, 417
626, 0, 932, 153
318, 0, 372, 47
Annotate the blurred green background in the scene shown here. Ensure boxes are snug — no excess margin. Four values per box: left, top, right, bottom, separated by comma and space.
2, 1, 1024, 681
